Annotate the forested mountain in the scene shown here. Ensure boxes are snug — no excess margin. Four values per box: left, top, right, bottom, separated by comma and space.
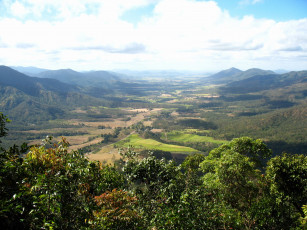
10, 66, 49, 76
221, 70, 307, 93
202, 67, 242, 83
36, 69, 121, 88
36, 69, 83, 84
211, 104, 307, 153
203, 67, 275, 83
0, 66, 106, 123
0, 65, 79, 96
0, 65, 169, 123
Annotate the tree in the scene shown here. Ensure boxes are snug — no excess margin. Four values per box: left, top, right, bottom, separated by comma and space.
91, 189, 142, 229
0, 114, 29, 230
1, 113, 306, 229
200, 137, 305, 229
182, 153, 206, 187
266, 153, 307, 217
207, 136, 272, 170
20, 137, 126, 229
0, 113, 10, 143
0, 114, 126, 230
200, 137, 273, 229
121, 149, 185, 228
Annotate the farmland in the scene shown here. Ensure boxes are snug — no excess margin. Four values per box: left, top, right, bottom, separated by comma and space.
115, 134, 199, 153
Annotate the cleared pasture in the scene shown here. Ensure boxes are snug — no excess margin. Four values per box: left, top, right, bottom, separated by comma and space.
116, 134, 198, 153
164, 131, 228, 144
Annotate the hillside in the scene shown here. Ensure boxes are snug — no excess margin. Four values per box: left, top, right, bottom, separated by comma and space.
36, 69, 121, 88
211, 104, 307, 154
10, 66, 49, 76
221, 70, 307, 93
0, 65, 79, 96
201, 67, 242, 83
202, 67, 275, 84
0, 66, 107, 123
36, 69, 83, 84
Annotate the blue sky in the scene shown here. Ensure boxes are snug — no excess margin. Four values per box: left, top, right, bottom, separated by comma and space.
0, 0, 306, 71
215, 0, 307, 21
121, 0, 307, 24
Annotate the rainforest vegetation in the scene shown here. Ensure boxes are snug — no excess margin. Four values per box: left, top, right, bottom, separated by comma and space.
0, 113, 306, 229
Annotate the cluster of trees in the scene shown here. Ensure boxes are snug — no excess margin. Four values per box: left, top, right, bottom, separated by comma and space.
0, 113, 306, 229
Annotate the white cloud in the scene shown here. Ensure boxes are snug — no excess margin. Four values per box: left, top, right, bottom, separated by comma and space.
10, 1, 29, 18
0, 0, 306, 71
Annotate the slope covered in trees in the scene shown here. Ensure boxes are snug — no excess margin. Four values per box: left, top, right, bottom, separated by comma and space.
201, 67, 274, 84
221, 70, 307, 93
0, 66, 79, 95
0, 66, 115, 124
35, 69, 121, 88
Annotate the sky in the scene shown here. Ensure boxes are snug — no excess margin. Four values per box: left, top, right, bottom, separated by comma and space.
0, 0, 306, 71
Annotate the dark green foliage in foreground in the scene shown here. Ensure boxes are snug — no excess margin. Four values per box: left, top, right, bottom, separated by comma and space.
0, 116, 306, 229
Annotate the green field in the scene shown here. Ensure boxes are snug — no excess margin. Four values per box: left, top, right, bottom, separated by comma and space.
164, 131, 228, 144
116, 134, 199, 153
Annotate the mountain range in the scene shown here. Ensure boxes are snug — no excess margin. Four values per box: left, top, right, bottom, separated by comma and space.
1, 65, 306, 125
221, 70, 307, 93
11, 66, 49, 76
0, 66, 78, 96
34, 69, 121, 88
201, 67, 276, 83
0, 65, 105, 123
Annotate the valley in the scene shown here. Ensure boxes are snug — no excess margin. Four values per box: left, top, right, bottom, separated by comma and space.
1, 65, 306, 163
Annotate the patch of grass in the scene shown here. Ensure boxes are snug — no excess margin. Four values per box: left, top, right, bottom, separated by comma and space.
165, 131, 228, 144
116, 134, 198, 153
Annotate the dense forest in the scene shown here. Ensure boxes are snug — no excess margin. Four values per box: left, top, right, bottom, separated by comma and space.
1, 113, 306, 229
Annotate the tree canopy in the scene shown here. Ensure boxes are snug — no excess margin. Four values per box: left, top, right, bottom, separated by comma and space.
0, 115, 306, 229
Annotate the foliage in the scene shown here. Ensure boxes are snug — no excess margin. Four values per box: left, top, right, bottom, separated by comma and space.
301, 205, 307, 228
206, 137, 272, 169
140, 149, 173, 160
266, 153, 307, 217
0, 115, 125, 229
200, 137, 304, 229
0, 112, 10, 141
201, 142, 264, 229
91, 189, 142, 229
1, 115, 306, 229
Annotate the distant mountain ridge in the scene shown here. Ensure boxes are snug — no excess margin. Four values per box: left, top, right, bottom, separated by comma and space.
0, 65, 78, 96
0, 65, 105, 123
35, 69, 121, 88
203, 67, 242, 83
203, 67, 275, 83
221, 70, 307, 93
10, 66, 49, 76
